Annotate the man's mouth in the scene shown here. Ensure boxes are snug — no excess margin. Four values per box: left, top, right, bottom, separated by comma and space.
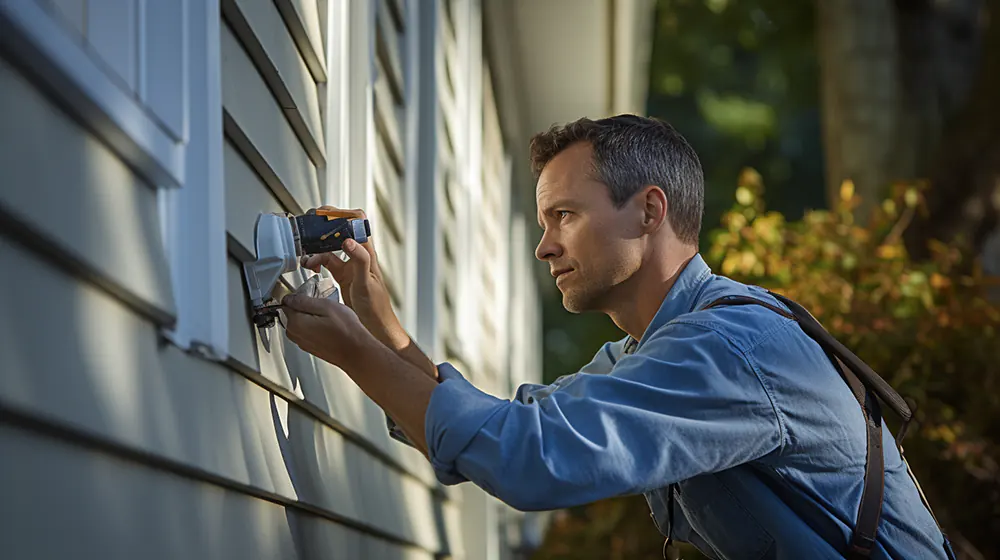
553, 269, 573, 283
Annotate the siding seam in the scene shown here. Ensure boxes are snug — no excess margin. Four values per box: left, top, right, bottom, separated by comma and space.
0, 207, 176, 327
223, 354, 448, 495
223, 110, 304, 215
220, 1, 326, 167
0, 399, 445, 554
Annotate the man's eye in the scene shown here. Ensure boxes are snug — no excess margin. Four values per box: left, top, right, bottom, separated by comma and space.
556, 210, 571, 219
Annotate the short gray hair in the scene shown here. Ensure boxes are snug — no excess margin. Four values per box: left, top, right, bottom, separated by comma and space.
529, 114, 704, 245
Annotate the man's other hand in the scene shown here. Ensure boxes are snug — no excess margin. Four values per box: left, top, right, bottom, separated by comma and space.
299, 206, 438, 381
281, 294, 368, 368
299, 206, 407, 350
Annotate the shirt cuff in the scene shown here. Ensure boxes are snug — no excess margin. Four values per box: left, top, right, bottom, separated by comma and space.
385, 363, 468, 448
426, 362, 508, 486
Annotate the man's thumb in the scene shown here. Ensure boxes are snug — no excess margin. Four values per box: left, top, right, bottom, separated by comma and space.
343, 239, 371, 272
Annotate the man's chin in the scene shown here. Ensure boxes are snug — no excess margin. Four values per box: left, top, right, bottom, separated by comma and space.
561, 292, 597, 314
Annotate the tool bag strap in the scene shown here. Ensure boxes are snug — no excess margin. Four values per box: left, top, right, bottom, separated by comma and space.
701, 293, 891, 558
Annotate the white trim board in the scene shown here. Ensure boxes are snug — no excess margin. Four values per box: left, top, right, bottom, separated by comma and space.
159, 0, 229, 360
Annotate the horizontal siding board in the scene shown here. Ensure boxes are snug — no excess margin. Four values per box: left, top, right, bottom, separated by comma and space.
0, 58, 175, 323
0, 424, 299, 560
222, 23, 320, 214
0, 238, 447, 550
374, 186, 405, 245
268, 397, 443, 550
440, 174, 457, 225
289, 405, 364, 522
443, 500, 466, 558
373, 139, 406, 239
282, 396, 442, 543
297, 514, 365, 559
374, 60, 405, 173
483, 70, 503, 151
373, 199, 406, 306
377, 137, 406, 211
224, 140, 288, 257
386, 0, 406, 32
0, 238, 296, 498
363, 536, 437, 560
437, 66, 459, 155
443, 229, 456, 263
442, 13, 462, 106
273, 0, 327, 82
437, 112, 454, 162
225, 0, 326, 164
375, 2, 404, 104
301, 512, 439, 560
445, 177, 464, 224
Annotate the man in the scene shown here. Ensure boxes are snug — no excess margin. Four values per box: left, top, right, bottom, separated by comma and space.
281, 115, 951, 559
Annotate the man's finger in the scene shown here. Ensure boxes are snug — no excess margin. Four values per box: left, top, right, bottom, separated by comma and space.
281, 294, 331, 316
301, 253, 329, 272
283, 310, 324, 349
342, 239, 371, 272
283, 307, 322, 331
358, 235, 379, 268
302, 253, 347, 278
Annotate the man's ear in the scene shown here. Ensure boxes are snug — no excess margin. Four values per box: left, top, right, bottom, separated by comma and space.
640, 185, 668, 231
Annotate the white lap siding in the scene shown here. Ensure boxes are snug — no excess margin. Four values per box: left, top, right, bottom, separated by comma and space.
0, 1, 457, 558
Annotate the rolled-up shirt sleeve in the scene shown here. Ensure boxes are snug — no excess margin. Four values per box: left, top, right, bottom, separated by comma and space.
424, 322, 783, 511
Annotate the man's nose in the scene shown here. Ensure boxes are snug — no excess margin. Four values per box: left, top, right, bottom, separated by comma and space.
535, 230, 562, 261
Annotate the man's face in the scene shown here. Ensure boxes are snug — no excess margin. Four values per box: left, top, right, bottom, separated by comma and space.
535, 142, 644, 313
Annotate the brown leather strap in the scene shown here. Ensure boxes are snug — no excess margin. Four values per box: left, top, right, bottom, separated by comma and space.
838, 358, 885, 559
703, 295, 884, 558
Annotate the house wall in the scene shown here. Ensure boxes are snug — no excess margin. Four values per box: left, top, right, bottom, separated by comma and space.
0, 0, 542, 558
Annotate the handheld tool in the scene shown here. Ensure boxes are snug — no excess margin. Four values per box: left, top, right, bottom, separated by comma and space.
243, 208, 371, 352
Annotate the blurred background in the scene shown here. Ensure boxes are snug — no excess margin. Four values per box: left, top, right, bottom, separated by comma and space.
537, 0, 1000, 558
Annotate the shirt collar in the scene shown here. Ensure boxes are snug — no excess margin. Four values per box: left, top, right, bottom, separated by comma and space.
626, 253, 712, 352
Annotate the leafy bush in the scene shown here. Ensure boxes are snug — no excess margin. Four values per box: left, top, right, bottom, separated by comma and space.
533, 171, 1000, 559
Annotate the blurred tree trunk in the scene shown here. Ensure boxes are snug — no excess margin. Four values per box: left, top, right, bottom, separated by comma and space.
817, 0, 985, 216
894, 0, 984, 184
903, 0, 1000, 266
817, 0, 998, 265
816, 0, 904, 216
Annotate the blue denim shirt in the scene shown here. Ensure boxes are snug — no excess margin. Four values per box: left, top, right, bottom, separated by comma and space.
392, 254, 948, 559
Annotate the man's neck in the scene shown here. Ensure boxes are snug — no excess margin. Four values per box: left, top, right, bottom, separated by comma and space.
605, 249, 697, 341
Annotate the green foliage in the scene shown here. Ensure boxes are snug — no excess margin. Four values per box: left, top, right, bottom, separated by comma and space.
533, 173, 1000, 559
647, 0, 825, 231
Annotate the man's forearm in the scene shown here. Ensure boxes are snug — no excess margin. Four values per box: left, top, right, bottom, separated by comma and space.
340, 332, 437, 456
372, 322, 438, 381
